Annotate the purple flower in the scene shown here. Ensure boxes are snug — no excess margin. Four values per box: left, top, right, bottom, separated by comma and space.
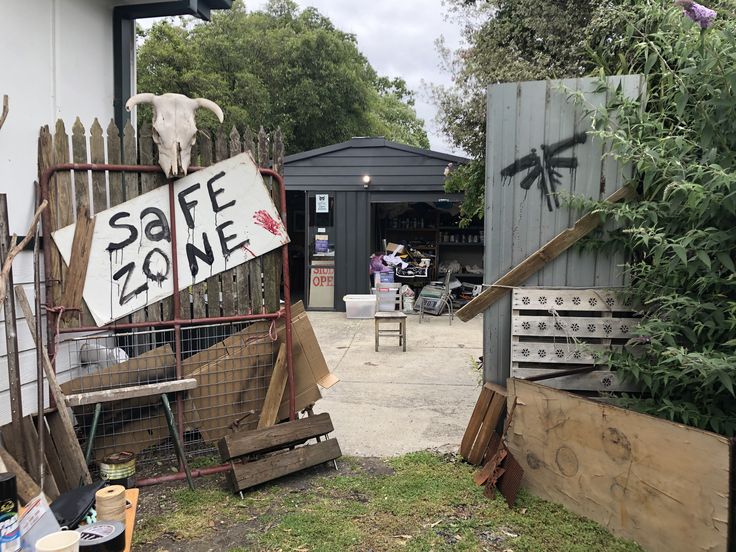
675, 0, 717, 29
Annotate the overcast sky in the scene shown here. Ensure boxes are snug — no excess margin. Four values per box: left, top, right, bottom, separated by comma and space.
244, 0, 466, 154
141, 2, 466, 153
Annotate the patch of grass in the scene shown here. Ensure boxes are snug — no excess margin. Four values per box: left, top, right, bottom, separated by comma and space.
136, 451, 644, 552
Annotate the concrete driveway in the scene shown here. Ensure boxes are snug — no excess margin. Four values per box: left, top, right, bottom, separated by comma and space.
308, 311, 483, 456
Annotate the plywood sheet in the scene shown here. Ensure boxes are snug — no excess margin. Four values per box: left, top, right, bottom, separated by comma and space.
506, 379, 731, 552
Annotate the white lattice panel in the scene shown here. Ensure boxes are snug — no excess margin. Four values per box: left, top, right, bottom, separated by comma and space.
511, 287, 640, 393
512, 288, 633, 312
511, 342, 622, 364
512, 316, 636, 339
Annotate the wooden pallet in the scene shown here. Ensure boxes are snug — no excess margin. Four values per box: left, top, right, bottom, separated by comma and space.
511, 288, 639, 392
219, 412, 341, 492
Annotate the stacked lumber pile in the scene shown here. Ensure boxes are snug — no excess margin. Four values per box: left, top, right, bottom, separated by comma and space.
460, 383, 523, 506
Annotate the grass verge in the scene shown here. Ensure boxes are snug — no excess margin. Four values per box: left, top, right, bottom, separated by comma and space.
135, 451, 644, 551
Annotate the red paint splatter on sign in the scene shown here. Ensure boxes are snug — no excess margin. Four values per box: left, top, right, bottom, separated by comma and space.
241, 244, 256, 258
253, 210, 283, 236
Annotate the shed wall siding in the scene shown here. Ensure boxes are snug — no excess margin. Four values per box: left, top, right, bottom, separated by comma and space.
482, 76, 644, 385
0, 0, 118, 425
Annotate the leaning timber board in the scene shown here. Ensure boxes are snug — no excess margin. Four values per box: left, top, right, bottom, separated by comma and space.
228, 438, 341, 492
506, 379, 731, 552
511, 287, 639, 392
219, 413, 334, 460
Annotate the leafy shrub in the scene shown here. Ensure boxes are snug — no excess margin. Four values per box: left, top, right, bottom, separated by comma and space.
582, 0, 736, 435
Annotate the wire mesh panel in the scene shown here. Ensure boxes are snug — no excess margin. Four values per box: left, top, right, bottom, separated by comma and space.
61, 321, 278, 464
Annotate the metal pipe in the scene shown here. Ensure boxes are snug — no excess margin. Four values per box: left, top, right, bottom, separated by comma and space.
57, 310, 284, 333
134, 463, 232, 487
33, 183, 45, 489
166, 176, 186, 472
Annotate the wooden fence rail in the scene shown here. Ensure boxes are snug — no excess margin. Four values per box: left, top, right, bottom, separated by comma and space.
37, 119, 285, 329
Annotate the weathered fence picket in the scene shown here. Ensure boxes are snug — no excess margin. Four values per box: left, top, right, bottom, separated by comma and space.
38, 119, 285, 329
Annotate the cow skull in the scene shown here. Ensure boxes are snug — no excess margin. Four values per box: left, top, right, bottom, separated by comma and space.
125, 93, 224, 177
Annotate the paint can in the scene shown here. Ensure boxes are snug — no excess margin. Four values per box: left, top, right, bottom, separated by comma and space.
76, 522, 125, 552
99, 452, 135, 487
34, 530, 80, 552
0, 473, 19, 552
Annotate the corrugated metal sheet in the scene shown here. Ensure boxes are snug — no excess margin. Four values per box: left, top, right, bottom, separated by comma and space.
483, 75, 645, 384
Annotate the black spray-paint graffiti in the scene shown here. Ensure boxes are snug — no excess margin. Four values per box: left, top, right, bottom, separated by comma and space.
106, 169, 247, 306
500, 132, 587, 212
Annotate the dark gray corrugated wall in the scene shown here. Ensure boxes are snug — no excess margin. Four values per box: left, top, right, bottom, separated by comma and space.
334, 191, 370, 311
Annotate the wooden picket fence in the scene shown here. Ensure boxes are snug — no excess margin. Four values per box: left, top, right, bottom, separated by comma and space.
37, 118, 285, 328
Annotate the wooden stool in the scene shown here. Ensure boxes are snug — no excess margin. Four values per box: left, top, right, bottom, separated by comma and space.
374, 311, 407, 352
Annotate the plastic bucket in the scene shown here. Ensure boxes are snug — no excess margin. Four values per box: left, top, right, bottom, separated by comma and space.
35, 531, 80, 552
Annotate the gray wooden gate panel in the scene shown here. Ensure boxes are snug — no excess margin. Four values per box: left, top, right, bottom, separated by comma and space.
483, 75, 644, 385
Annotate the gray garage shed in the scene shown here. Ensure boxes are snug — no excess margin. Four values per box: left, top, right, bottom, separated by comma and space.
283, 137, 473, 311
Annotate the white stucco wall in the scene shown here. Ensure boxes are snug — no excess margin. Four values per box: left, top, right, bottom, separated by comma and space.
0, 0, 122, 425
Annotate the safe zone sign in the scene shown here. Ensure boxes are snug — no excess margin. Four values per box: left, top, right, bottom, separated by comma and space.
53, 153, 289, 326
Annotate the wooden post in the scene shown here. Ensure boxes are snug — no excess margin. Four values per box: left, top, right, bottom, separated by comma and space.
456, 185, 636, 322
0, 194, 26, 469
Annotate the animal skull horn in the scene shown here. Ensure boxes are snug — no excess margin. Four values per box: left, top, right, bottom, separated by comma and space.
125, 92, 225, 177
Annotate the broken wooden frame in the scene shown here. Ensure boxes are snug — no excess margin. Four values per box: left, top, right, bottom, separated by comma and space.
38, 159, 295, 487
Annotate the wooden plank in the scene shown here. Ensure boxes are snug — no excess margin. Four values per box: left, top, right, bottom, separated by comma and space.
510, 368, 638, 392
512, 288, 633, 312
65, 378, 197, 407
71, 117, 90, 213
220, 412, 334, 460
89, 118, 106, 213
21, 416, 59, 500
51, 120, 73, 309
106, 119, 125, 207
512, 315, 637, 339
0, 196, 25, 468
61, 343, 175, 395
122, 120, 138, 200
257, 344, 288, 429
38, 414, 72, 493
468, 391, 506, 466
457, 185, 636, 322
15, 285, 92, 485
123, 488, 139, 552
225, 127, 246, 316
506, 379, 730, 552
228, 438, 341, 492
139, 121, 157, 194
511, 342, 621, 364
0, 446, 45, 505
59, 206, 95, 311
459, 384, 494, 459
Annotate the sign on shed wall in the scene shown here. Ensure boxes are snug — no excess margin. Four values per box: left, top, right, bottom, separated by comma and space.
53, 153, 289, 326
483, 75, 645, 384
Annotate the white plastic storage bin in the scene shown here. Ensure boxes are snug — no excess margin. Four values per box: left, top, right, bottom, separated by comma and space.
343, 294, 377, 319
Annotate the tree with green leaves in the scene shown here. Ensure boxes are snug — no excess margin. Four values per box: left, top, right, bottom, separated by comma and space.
137, 0, 429, 154
436, 0, 599, 224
